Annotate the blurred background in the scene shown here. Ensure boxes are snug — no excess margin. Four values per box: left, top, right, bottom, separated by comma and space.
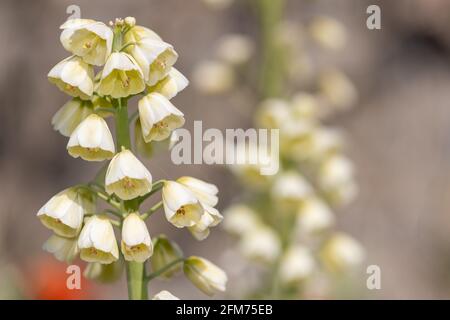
1, 0, 450, 299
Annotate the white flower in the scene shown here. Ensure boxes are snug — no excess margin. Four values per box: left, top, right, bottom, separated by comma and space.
37, 187, 93, 238
148, 68, 189, 99
256, 98, 291, 129
271, 171, 313, 204
97, 52, 145, 98
184, 256, 227, 296
290, 92, 320, 120
127, 37, 178, 86
162, 181, 203, 228
320, 233, 365, 273
188, 205, 223, 241
105, 149, 152, 200
308, 16, 347, 50
222, 204, 260, 235
43, 235, 79, 263
296, 197, 334, 234
138, 92, 184, 142
60, 19, 113, 66
318, 69, 357, 112
176, 176, 218, 207
51, 98, 93, 137
67, 114, 115, 161
192, 60, 234, 94
215, 34, 254, 65
239, 226, 281, 263
121, 213, 152, 262
124, 25, 162, 43
152, 290, 179, 300
278, 246, 315, 285
78, 215, 119, 264
48, 56, 94, 100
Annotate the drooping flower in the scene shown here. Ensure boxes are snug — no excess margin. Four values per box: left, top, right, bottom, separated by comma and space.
278, 246, 315, 285
51, 98, 93, 137
60, 19, 113, 66
37, 187, 94, 238
271, 171, 313, 206
138, 92, 184, 142
238, 226, 281, 263
78, 215, 119, 264
147, 68, 189, 99
188, 205, 223, 241
151, 235, 183, 279
184, 256, 227, 296
48, 56, 94, 100
67, 114, 115, 161
42, 235, 79, 263
222, 204, 260, 235
121, 213, 153, 262
97, 52, 145, 98
126, 37, 178, 86
162, 181, 203, 228
176, 176, 218, 207
152, 290, 179, 300
105, 149, 152, 200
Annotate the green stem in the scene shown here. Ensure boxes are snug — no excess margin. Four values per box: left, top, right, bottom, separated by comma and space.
145, 258, 185, 282
140, 201, 163, 220
114, 97, 146, 300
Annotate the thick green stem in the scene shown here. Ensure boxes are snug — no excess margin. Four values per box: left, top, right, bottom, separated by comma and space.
114, 97, 146, 300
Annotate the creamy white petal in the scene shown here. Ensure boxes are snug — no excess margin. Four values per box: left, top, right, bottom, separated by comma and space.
43, 235, 79, 263
148, 67, 189, 99
51, 98, 93, 137
152, 290, 179, 300
176, 176, 218, 207
184, 256, 227, 296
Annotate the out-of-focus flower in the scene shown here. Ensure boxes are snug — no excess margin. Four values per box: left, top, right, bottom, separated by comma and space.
67, 114, 115, 161
121, 213, 153, 262
318, 69, 357, 112
78, 215, 119, 264
256, 98, 291, 129
308, 16, 346, 50
296, 197, 335, 235
215, 34, 254, 65
138, 92, 185, 142
162, 181, 203, 228
291, 92, 320, 120
239, 226, 281, 263
202, 0, 234, 10
43, 235, 79, 263
222, 204, 260, 235
134, 119, 154, 158
319, 233, 364, 273
92, 95, 114, 118
105, 149, 153, 200
193, 60, 235, 94
97, 52, 145, 98
148, 68, 189, 100
127, 37, 178, 86
278, 246, 315, 285
176, 176, 218, 207
48, 56, 94, 100
152, 290, 179, 300
84, 260, 124, 283
271, 171, 313, 207
151, 235, 183, 279
51, 98, 93, 137
184, 256, 227, 296
60, 19, 113, 66
37, 187, 93, 238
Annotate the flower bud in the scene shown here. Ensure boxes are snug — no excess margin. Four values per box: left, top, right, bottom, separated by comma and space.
105, 149, 152, 200
67, 114, 115, 161
51, 98, 93, 137
37, 187, 94, 238
121, 213, 153, 262
138, 92, 185, 142
151, 235, 183, 279
78, 215, 119, 264
48, 56, 94, 100
84, 259, 124, 283
43, 235, 79, 263
184, 256, 227, 296
97, 52, 145, 98
124, 17, 136, 27
152, 290, 179, 300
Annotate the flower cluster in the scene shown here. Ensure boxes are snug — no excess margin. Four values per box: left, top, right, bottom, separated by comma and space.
38, 16, 226, 299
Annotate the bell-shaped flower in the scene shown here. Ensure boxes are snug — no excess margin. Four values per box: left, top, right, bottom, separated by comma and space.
162, 181, 203, 228
78, 215, 119, 264
192, 60, 234, 94
37, 187, 94, 238
296, 197, 335, 235
319, 233, 365, 273
121, 213, 153, 262
222, 204, 260, 236
188, 205, 223, 241
43, 235, 79, 263
215, 34, 254, 65
176, 176, 218, 207
138, 92, 185, 142
60, 19, 113, 66
239, 226, 281, 264
97, 52, 145, 98
184, 256, 227, 296
67, 114, 115, 161
152, 290, 179, 300
48, 56, 94, 100
105, 149, 152, 200
148, 68, 189, 99
127, 37, 178, 86
278, 246, 315, 285
151, 235, 183, 279
51, 98, 93, 137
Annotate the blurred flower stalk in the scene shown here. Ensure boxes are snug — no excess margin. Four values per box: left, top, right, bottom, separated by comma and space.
198, 0, 364, 298
37, 16, 227, 300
